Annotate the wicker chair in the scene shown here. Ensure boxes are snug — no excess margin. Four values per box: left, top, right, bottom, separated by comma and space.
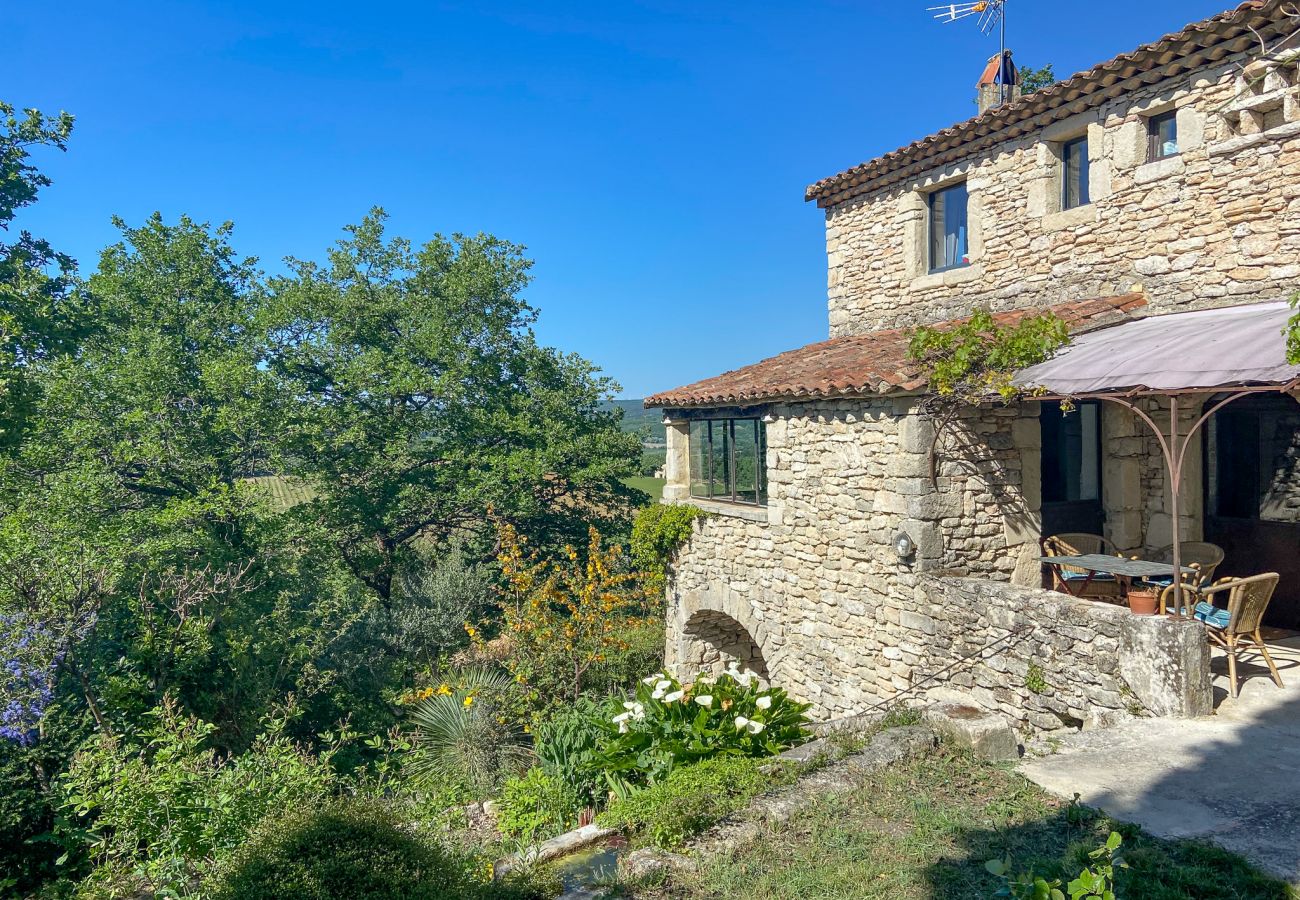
1041, 533, 1123, 600
1161, 573, 1284, 698
1148, 541, 1225, 588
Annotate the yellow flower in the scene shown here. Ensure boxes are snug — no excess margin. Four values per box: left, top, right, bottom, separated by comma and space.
463, 695, 475, 708
436, 683, 452, 696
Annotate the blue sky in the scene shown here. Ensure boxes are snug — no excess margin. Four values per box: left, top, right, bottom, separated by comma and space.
7, 1, 1227, 398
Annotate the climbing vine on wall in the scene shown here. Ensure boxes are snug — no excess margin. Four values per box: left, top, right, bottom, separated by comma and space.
906, 308, 1071, 483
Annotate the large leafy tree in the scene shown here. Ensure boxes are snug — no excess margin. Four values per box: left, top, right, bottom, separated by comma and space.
259, 210, 641, 603
0, 103, 82, 449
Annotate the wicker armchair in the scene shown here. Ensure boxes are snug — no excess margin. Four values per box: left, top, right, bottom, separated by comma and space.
1148, 541, 1225, 588
1041, 533, 1123, 600
1161, 573, 1284, 698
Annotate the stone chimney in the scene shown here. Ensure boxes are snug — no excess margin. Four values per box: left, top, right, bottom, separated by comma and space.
977, 50, 1020, 113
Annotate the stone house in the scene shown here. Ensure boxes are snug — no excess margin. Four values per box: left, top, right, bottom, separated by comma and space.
645, 1, 1300, 734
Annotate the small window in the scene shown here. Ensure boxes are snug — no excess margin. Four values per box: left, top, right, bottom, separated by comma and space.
928, 181, 969, 273
1061, 136, 1090, 210
1147, 111, 1179, 161
689, 417, 767, 505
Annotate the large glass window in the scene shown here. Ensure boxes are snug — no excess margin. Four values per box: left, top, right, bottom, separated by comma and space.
1062, 136, 1090, 210
928, 182, 969, 273
1147, 111, 1179, 161
689, 417, 768, 505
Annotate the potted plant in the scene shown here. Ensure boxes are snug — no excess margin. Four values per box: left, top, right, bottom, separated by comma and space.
1127, 582, 1160, 616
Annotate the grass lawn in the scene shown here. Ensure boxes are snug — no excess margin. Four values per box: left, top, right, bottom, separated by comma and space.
623, 476, 666, 501
621, 747, 1295, 900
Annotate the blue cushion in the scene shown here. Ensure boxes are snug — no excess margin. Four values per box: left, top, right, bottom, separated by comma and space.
1193, 601, 1231, 629
1061, 571, 1118, 582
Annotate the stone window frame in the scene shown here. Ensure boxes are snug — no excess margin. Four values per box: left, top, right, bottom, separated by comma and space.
1036, 114, 1106, 231
901, 163, 984, 290
1119, 95, 1205, 184
662, 406, 774, 521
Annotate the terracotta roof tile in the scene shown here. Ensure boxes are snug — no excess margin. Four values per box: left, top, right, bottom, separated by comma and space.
644, 293, 1148, 409
805, 1, 1278, 208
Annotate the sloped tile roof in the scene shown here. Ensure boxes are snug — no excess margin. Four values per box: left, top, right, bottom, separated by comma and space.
806, 1, 1279, 208
644, 293, 1148, 409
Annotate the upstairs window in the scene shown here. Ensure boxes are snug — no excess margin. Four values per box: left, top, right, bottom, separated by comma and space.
1061, 136, 1091, 209
928, 181, 969, 273
1147, 111, 1179, 161
689, 417, 768, 505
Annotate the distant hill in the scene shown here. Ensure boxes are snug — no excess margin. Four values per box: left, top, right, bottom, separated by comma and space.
609, 398, 666, 445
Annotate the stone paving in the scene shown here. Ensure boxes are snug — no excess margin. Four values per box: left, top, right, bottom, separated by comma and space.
1019, 635, 1300, 885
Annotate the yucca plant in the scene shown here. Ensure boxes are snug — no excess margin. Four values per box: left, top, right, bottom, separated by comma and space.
405, 667, 529, 791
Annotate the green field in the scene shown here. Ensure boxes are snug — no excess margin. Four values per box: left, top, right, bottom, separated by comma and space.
623, 476, 666, 500
243, 475, 317, 509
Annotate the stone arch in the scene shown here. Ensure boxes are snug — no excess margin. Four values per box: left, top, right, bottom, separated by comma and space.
680, 609, 770, 681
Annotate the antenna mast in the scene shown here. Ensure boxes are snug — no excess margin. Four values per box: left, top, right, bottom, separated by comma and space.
927, 1, 1010, 102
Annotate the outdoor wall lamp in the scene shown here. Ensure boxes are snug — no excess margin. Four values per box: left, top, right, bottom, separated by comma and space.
893, 531, 916, 560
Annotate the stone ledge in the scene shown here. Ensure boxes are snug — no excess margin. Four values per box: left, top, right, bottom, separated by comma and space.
1133, 154, 1185, 184
1042, 203, 1099, 233
681, 497, 769, 523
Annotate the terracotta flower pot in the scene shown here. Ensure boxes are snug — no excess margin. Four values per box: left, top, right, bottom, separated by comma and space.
1127, 587, 1159, 616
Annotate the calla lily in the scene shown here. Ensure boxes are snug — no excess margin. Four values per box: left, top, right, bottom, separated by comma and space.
734, 715, 751, 731
642, 673, 665, 685
694, 695, 713, 708
756, 695, 773, 710
664, 690, 684, 703
746, 720, 766, 735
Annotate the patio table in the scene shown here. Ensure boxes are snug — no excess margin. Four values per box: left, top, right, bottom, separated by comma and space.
1037, 554, 1196, 599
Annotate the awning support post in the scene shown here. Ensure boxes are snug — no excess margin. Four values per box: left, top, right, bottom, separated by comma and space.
1084, 390, 1254, 614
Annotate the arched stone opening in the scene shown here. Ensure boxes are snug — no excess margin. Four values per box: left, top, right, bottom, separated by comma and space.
680, 610, 770, 682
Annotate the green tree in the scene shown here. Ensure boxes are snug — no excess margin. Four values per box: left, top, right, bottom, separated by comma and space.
0, 102, 81, 448
1019, 64, 1057, 94
258, 209, 641, 603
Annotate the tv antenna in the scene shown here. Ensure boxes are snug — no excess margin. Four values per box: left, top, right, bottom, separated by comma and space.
927, 1, 1011, 103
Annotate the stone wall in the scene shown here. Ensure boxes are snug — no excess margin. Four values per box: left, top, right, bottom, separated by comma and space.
899, 578, 1211, 734
664, 396, 1049, 718
823, 47, 1300, 336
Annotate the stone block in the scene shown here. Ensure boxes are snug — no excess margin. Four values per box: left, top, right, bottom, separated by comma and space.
924, 701, 1019, 761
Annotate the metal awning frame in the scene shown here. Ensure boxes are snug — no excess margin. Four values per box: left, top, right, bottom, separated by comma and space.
1036, 378, 1300, 613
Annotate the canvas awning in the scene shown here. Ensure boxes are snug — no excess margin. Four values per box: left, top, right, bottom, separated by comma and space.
1015, 300, 1299, 615
1016, 301, 1300, 396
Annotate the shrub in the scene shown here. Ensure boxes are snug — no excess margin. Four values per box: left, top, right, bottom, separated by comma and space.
406, 667, 528, 793
208, 798, 513, 900
365, 544, 496, 676
496, 767, 584, 842
594, 664, 811, 793
54, 699, 340, 897
598, 755, 789, 848
532, 698, 608, 808
630, 504, 703, 585
491, 523, 658, 712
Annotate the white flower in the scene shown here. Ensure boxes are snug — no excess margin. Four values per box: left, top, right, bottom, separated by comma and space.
655, 679, 672, 692
651, 687, 666, 700
735, 672, 754, 688
734, 715, 750, 731
641, 672, 665, 685
618, 720, 629, 733
612, 711, 631, 723
694, 695, 713, 708
664, 690, 684, 703
623, 701, 638, 710
756, 695, 772, 710
630, 702, 646, 720
746, 720, 766, 735
696, 674, 716, 685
